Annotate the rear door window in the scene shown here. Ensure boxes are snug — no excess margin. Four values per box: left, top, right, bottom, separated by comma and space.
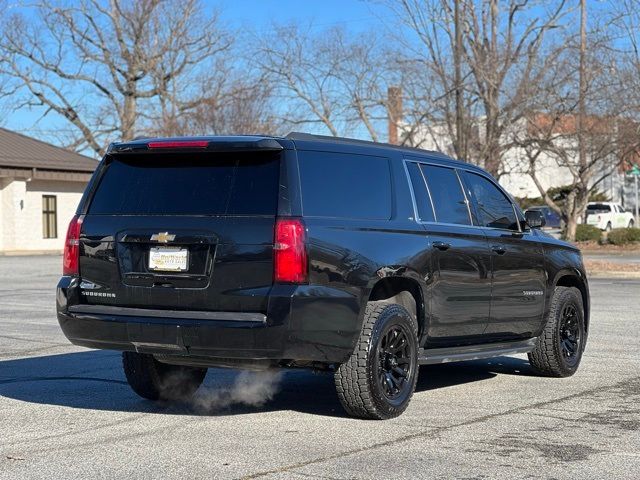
420, 165, 471, 225
406, 162, 435, 222
88, 153, 280, 215
298, 151, 391, 219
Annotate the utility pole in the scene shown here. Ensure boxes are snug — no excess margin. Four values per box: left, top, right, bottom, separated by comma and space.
387, 86, 402, 145
578, 0, 587, 174
624, 165, 639, 225
633, 165, 640, 226
633, 172, 640, 228
567, 0, 588, 240
454, 0, 464, 160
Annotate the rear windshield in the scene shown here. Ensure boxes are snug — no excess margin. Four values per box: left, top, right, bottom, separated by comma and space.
587, 204, 611, 212
88, 153, 280, 215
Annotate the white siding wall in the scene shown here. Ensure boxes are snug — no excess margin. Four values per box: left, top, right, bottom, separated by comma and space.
0, 178, 26, 251
405, 121, 631, 205
0, 178, 85, 253
499, 148, 575, 199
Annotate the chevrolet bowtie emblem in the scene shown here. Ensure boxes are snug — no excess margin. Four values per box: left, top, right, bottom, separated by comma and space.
150, 232, 176, 243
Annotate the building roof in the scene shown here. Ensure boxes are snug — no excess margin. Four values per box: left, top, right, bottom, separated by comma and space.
0, 127, 97, 173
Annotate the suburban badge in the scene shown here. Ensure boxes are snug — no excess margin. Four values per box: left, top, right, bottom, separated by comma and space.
523, 290, 544, 296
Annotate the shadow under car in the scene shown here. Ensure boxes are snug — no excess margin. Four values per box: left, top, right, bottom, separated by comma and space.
0, 350, 535, 418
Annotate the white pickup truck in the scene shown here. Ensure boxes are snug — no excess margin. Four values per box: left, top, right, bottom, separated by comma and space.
585, 202, 635, 231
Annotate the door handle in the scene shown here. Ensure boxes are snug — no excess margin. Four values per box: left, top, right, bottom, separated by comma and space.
432, 241, 451, 251
491, 245, 507, 255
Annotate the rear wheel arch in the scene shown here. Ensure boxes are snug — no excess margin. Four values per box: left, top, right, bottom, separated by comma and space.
553, 273, 589, 332
367, 276, 426, 338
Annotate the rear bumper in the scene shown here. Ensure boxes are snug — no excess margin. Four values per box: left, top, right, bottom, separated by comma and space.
57, 277, 363, 365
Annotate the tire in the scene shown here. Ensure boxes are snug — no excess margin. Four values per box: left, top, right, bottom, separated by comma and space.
605, 222, 612, 232
629, 220, 635, 229
334, 302, 419, 420
122, 352, 207, 401
528, 287, 586, 377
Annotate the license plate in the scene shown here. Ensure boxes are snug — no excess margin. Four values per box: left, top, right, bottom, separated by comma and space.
149, 247, 188, 272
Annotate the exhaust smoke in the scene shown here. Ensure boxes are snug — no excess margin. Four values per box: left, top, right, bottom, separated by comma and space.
192, 370, 283, 412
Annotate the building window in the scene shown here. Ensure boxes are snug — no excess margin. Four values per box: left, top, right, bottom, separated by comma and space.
42, 195, 57, 239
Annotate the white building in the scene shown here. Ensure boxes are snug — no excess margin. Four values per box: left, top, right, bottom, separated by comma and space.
402, 117, 636, 208
0, 128, 97, 254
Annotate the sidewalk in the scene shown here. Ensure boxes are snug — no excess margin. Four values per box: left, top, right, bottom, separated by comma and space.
582, 251, 640, 278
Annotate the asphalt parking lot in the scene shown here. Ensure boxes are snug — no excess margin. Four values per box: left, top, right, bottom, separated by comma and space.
0, 255, 638, 479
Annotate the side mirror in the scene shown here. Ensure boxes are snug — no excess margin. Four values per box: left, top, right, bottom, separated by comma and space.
525, 209, 546, 229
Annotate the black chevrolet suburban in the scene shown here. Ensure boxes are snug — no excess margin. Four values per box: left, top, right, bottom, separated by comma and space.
57, 133, 589, 419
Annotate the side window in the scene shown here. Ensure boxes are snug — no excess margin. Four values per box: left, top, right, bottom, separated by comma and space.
406, 162, 435, 222
42, 195, 57, 239
465, 172, 518, 230
618, 205, 626, 213
298, 151, 392, 219
420, 165, 471, 225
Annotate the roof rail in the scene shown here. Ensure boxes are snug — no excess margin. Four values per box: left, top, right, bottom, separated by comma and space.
286, 131, 387, 147
285, 131, 449, 158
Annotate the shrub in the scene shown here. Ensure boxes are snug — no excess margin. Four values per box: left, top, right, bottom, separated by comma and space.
607, 228, 640, 246
573, 224, 602, 242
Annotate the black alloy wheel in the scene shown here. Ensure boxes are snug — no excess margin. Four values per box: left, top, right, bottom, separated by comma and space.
528, 286, 586, 377
375, 324, 415, 401
335, 301, 419, 419
559, 303, 582, 367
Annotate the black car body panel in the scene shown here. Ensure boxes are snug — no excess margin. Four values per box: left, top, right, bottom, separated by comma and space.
57, 133, 589, 369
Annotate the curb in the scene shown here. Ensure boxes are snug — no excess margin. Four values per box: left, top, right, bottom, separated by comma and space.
587, 271, 640, 279
0, 250, 62, 256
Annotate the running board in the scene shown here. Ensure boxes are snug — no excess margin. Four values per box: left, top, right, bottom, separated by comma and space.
418, 338, 536, 365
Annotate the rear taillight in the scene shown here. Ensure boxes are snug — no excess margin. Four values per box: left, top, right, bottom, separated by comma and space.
274, 218, 307, 283
63, 214, 84, 276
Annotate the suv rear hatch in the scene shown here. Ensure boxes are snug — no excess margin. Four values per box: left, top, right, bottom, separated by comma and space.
77, 140, 283, 314
585, 203, 611, 224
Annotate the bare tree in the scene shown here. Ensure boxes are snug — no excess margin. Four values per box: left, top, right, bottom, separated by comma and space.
511, 3, 634, 241
610, 0, 640, 155
614, 0, 640, 114
389, 0, 567, 176
517, 113, 631, 241
255, 25, 392, 140
0, 0, 230, 156
388, 0, 475, 159
158, 75, 284, 137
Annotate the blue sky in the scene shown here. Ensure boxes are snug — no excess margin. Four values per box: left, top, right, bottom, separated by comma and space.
1, 1, 608, 152
2, 1, 390, 146
217, 0, 385, 32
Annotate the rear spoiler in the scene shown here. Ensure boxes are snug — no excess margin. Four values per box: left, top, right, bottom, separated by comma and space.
107, 136, 285, 154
